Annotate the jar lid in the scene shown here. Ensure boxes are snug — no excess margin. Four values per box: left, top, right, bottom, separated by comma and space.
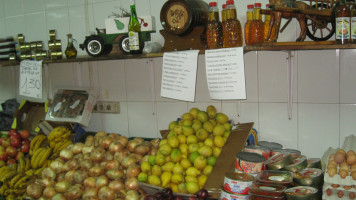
209, 2, 217, 7
247, 4, 254, 9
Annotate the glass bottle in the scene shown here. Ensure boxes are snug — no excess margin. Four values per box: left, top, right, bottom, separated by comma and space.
222, 4, 227, 23
207, 2, 223, 49
65, 34, 77, 59
335, 0, 350, 44
351, 0, 356, 43
244, 4, 254, 45
128, 0, 142, 54
222, 0, 243, 47
249, 3, 264, 44
263, 4, 276, 42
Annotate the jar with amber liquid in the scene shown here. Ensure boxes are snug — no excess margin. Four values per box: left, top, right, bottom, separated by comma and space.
249, 3, 264, 44
222, 0, 243, 47
263, 4, 276, 42
335, 0, 350, 44
206, 2, 223, 49
244, 4, 254, 45
65, 34, 77, 59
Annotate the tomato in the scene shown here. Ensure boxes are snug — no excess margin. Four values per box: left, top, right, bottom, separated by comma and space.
8, 129, 17, 137
19, 130, 30, 139
10, 134, 21, 148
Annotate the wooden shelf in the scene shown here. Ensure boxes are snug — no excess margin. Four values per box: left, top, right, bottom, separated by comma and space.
1, 41, 355, 66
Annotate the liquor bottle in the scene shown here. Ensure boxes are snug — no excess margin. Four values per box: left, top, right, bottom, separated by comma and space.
222, 0, 243, 47
263, 4, 276, 42
244, 4, 254, 45
207, 2, 223, 49
128, 0, 142, 54
335, 0, 350, 44
249, 3, 264, 44
351, 0, 356, 43
65, 34, 77, 59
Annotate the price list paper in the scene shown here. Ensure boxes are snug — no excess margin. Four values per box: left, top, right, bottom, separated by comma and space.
161, 50, 199, 102
19, 60, 43, 99
205, 47, 246, 100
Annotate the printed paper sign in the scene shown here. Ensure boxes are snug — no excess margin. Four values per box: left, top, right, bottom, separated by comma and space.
161, 50, 199, 102
19, 60, 42, 99
205, 47, 246, 100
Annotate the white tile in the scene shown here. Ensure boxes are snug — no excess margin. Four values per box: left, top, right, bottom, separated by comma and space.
90, 0, 113, 3
259, 103, 298, 149
5, 16, 25, 37
0, 66, 15, 100
222, 102, 258, 127
298, 103, 339, 158
196, 55, 220, 102
149, 0, 164, 43
0, 18, 5, 38
244, 51, 258, 102
340, 49, 356, 103
4, 0, 23, 17
68, 5, 87, 56
68, 0, 85, 6
340, 104, 356, 147
127, 102, 158, 138
47, 63, 77, 96
24, 12, 46, 42
97, 60, 127, 101
46, 8, 69, 48
258, 51, 294, 103
156, 102, 188, 132
134, 0, 151, 16
24, 0, 45, 14
69, 62, 91, 88
125, 58, 154, 101
188, 102, 221, 114
92, 1, 121, 31
45, 0, 67, 10
297, 50, 338, 103
0, 0, 4, 18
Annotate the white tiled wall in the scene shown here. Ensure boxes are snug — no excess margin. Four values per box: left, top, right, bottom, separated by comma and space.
1, 1, 356, 159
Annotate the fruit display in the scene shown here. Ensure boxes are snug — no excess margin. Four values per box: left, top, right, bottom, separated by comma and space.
25, 131, 159, 200
0, 129, 30, 165
138, 105, 232, 195
144, 187, 209, 200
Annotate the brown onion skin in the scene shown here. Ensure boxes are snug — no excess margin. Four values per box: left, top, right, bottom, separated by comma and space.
127, 140, 140, 152
43, 186, 56, 199
84, 177, 97, 188
98, 186, 114, 200
80, 159, 93, 171
51, 193, 66, 200
42, 167, 56, 181
56, 172, 66, 182
64, 170, 76, 184
90, 147, 105, 162
108, 180, 125, 192
126, 164, 141, 178
73, 170, 88, 184
60, 149, 73, 161
54, 181, 70, 193
105, 151, 114, 161
134, 144, 150, 155
109, 141, 125, 154
96, 175, 109, 189
89, 166, 105, 177
72, 143, 84, 154
65, 184, 83, 199
100, 136, 114, 149
114, 150, 130, 162
26, 183, 43, 199
37, 178, 55, 188
83, 188, 98, 200
106, 160, 120, 170
125, 177, 139, 190
67, 158, 80, 170
121, 155, 137, 169
106, 169, 125, 180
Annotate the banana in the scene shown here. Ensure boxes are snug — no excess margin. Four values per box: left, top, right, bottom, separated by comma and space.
18, 158, 25, 173
0, 170, 17, 182
25, 158, 30, 171
33, 135, 47, 151
13, 175, 29, 189
30, 135, 46, 154
25, 169, 35, 176
32, 148, 46, 169
9, 173, 22, 188
0, 166, 11, 175
10, 163, 17, 171
31, 148, 45, 168
35, 168, 44, 176
38, 148, 52, 168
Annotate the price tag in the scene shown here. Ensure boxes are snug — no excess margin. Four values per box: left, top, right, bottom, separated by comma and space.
19, 60, 43, 99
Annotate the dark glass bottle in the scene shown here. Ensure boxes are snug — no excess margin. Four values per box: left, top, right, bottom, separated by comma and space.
207, 2, 223, 49
335, 0, 351, 44
128, 0, 142, 54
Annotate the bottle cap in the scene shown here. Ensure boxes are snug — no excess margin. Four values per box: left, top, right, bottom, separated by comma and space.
222, 4, 226, 8
247, 4, 254, 9
266, 4, 270, 7
209, 2, 217, 7
226, 0, 234, 5
254, 3, 262, 7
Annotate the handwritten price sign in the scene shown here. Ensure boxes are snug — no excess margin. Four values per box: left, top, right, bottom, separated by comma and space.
19, 60, 42, 99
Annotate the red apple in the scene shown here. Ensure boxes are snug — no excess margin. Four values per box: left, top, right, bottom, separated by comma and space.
0, 151, 7, 161
2, 138, 11, 148
15, 151, 24, 160
8, 129, 17, 137
20, 142, 29, 153
6, 146, 17, 157
7, 159, 16, 165
0, 146, 5, 152
10, 134, 21, 148
19, 130, 30, 139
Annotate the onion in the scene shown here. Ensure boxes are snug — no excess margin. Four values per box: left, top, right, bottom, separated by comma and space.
134, 137, 144, 144
100, 136, 114, 149
89, 166, 105, 177
83, 153, 90, 160
134, 144, 150, 155
86, 135, 94, 142
122, 155, 137, 168
62, 161, 71, 172
83, 188, 98, 200
64, 170, 76, 184
85, 138, 94, 146
96, 175, 109, 189
98, 186, 114, 200
128, 140, 140, 152
55, 181, 70, 193
82, 144, 94, 154
73, 153, 83, 160
150, 138, 160, 148
26, 183, 43, 199
109, 141, 124, 154
42, 167, 56, 181
115, 150, 130, 162
81, 159, 93, 170
51, 193, 66, 200
72, 143, 84, 154
149, 147, 158, 155
125, 177, 139, 190
106, 160, 120, 170
43, 186, 56, 199
126, 190, 139, 200
90, 147, 105, 162
74, 170, 88, 184
132, 154, 143, 163
105, 151, 114, 161
56, 172, 66, 182
95, 131, 107, 138
127, 164, 141, 178
108, 180, 125, 192
37, 178, 55, 188
67, 158, 79, 170
66, 144, 74, 152
65, 184, 83, 199
106, 169, 124, 180
118, 136, 129, 146
84, 177, 97, 188
108, 133, 120, 139
50, 159, 65, 174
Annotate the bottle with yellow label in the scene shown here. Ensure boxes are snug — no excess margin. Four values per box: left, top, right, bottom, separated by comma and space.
128, 0, 142, 53
335, 0, 350, 44
351, 0, 356, 43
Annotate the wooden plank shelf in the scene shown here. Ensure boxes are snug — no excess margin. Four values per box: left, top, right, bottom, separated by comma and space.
1, 42, 355, 66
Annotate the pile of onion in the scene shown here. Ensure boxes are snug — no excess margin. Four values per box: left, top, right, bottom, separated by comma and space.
26, 131, 159, 200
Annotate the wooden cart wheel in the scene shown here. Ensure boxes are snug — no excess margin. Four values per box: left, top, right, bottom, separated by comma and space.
305, 3, 335, 41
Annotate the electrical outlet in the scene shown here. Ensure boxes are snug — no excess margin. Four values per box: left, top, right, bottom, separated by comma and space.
93, 101, 120, 113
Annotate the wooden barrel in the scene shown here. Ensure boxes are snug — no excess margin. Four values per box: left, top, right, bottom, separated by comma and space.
160, 0, 209, 36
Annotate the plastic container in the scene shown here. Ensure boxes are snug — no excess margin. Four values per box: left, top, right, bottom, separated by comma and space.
285, 186, 318, 200
265, 153, 293, 170
249, 193, 284, 200
250, 182, 286, 197
235, 152, 265, 173
244, 145, 271, 160
293, 168, 323, 187
255, 170, 293, 187
222, 0, 242, 47
206, 2, 223, 49
283, 155, 307, 172
258, 141, 283, 149
223, 171, 255, 195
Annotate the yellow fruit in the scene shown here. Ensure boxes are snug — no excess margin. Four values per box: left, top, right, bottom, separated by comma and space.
206, 105, 217, 113
186, 167, 201, 177
171, 148, 182, 162
168, 135, 179, 148
174, 125, 183, 135
209, 119, 217, 126
159, 144, 172, 156
224, 130, 231, 139
187, 135, 198, 144
155, 154, 166, 166
169, 121, 178, 130
148, 155, 156, 166
172, 163, 184, 174
162, 162, 175, 172
194, 155, 207, 170
161, 171, 172, 187
141, 161, 151, 173
177, 135, 187, 144
207, 109, 217, 119
213, 147, 222, 157
171, 184, 179, 193
189, 151, 200, 163
203, 165, 213, 176
207, 156, 217, 166
138, 172, 148, 182
213, 124, 225, 136
192, 121, 203, 132
159, 139, 168, 147
179, 143, 188, 155
216, 113, 229, 124
171, 173, 184, 184
182, 113, 194, 121
188, 143, 200, 153
165, 155, 171, 162
197, 111, 208, 123
180, 158, 192, 169
198, 142, 204, 147
178, 183, 187, 193
224, 122, 232, 131
167, 131, 177, 138
196, 128, 209, 141
182, 119, 193, 127
214, 135, 225, 148
189, 108, 200, 119
198, 174, 208, 188
185, 175, 198, 183
204, 138, 214, 147
182, 126, 194, 136
186, 182, 200, 194
203, 121, 214, 133
148, 175, 161, 186
151, 165, 162, 176
198, 145, 213, 157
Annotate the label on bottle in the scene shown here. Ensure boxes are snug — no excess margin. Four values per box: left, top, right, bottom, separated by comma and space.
351, 17, 356, 39
129, 31, 140, 51
336, 17, 350, 40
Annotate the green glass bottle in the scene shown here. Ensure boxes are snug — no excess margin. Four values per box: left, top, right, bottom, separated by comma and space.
128, 0, 142, 54
335, 0, 350, 44
351, 0, 356, 43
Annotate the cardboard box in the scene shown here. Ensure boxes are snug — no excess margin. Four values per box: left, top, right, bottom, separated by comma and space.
45, 89, 98, 127
139, 122, 254, 199
13, 100, 46, 132
105, 16, 155, 34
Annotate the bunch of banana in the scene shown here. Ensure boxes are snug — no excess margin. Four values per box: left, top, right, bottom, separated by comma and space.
16, 157, 30, 174
48, 126, 71, 148
50, 139, 73, 159
29, 134, 47, 156
31, 147, 52, 169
